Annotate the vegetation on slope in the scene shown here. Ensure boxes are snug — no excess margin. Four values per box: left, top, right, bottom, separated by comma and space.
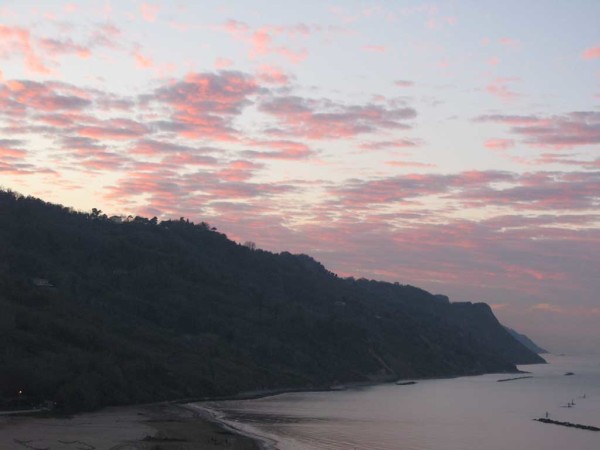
0, 190, 544, 411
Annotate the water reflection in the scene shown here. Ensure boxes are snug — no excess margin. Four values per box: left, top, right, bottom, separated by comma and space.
200, 355, 600, 450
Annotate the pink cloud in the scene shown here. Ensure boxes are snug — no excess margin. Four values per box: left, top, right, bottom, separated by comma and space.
162, 153, 219, 167
77, 118, 149, 140
249, 28, 308, 63
222, 19, 249, 36
104, 169, 295, 215
151, 70, 259, 141
477, 112, 600, 148
215, 57, 233, 69
127, 140, 219, 167
504, 265, 565, 281
455, 171, 600, 211
487, 56, 500, 66
530, 303, 600, 316
581, 45, 600, 60
218, 160, 264, 181
394, 80, 414, 88
259, 95, 416, 140
140, 3, 160, 22
275, 47, 308, 64
220, 20, 310, 64
0, 139, 27, 159
363, 44, 386, 53
0, 24, 52, 74
89, 23, 122, 49
485, 77, 520, 101
0, 22, 130, 75
0, 80, 92, 114
531, 303, 566, 313
326, 170, 600, 213
0, 160, 55, 176
360, 139, 420, 150
498, 37, 520, 48
133, 49, 154, 68
131, 139, 199, 156
244, 140, 314, 159
484, 139, 514, 151
51, 136, 133, 174
37, 37, 91, 59
37, 112, 91, 127
536, 153, 600, 169
437, 58, 450, 69
256, 64, 291, 85
59, 136, 105, 151
475, 114, 541, 126
490, 303, 509, 311
385, 161, 436, 168
249, 28, 272, 57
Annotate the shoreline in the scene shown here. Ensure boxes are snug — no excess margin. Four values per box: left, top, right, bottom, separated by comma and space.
173, 362, 541, 406
185, 403, 278, 450
185, 364, 546, 449
0, 362, 547, 450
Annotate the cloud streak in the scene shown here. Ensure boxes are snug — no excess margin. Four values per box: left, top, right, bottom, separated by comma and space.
478, 112, 600, 148
260, 95, 416, 139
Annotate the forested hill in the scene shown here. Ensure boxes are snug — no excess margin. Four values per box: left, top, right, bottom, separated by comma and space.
505, 327, 547, 354
0, 190, 545, 411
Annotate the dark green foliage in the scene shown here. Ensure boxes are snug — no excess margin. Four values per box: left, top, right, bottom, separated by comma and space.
0, 189, 544, 412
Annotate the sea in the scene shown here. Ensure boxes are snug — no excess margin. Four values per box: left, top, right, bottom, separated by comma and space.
198, 355, 600, 450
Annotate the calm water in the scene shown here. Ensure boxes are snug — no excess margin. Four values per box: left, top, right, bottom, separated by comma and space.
199, 355, 600, 450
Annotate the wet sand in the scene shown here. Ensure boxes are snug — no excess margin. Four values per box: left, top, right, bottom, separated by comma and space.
0, 404, 261, 450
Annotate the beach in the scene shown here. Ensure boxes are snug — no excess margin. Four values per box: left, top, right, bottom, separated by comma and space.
0, 403, 262, 450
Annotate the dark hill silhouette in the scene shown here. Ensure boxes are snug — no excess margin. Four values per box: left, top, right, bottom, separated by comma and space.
505, 327, 547, 353
0, 189, 544, 411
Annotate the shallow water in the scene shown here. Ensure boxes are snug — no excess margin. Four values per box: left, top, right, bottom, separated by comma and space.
201, 355, 600, 450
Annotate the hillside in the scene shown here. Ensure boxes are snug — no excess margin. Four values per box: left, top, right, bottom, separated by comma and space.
0, 190, 544, 411
505, 327, 548, 354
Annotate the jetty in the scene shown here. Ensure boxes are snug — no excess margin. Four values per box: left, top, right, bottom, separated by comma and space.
534, 418, 599, 432
497, 376, 533, 382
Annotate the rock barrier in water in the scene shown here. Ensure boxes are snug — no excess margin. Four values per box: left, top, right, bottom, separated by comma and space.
497, 376, 533, 382
534, 418, 599, 432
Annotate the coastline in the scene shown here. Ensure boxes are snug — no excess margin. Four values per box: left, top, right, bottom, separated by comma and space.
188, 361, 551, 449
193, 355, 600, 450
186, 403, 278, 450
176, 361, 533, 406
0, 362, 548, 450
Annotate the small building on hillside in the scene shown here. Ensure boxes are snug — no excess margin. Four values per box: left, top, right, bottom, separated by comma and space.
31, 278, 54, 288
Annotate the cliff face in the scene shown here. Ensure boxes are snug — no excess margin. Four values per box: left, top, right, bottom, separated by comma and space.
0, 190, 544, 411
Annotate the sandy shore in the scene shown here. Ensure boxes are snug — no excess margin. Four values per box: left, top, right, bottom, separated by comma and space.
0, 404, 261, 450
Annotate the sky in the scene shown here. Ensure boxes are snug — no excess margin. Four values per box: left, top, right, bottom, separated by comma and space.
0, 0, 598, 354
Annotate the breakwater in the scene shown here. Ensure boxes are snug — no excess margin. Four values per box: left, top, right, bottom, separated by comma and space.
534, 418, 599, 432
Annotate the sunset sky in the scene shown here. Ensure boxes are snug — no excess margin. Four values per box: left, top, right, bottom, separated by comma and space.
1, 1, 598, 352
